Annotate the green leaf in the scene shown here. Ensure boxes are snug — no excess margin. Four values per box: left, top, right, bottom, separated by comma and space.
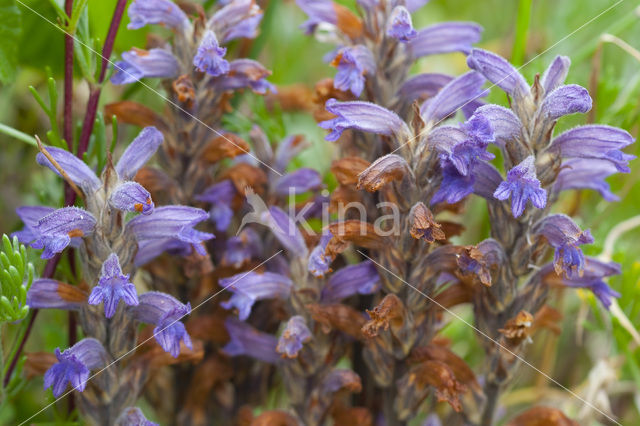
0, 0, 21, 84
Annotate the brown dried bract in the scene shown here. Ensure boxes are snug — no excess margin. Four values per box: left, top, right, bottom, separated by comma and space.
331, 157, 371, 186
24, 352, 57, 379
186, 312, 229, 344
410, 360, 467, 412
313, 78, 352, 122
172, 74, 196, 109
143, 339, 205, 368
220, 163, 267, 193
327, 220, 385, 251
331, 402, 372, 426
250, 411, 299, 426
306, 303, 366, 340
357, 154, 410, 192
409, 344, 479, 390
531, 305, 563, 335
201, 134, 250, 163
506, 406, 578, 426
362, 294, 405, 338
105, 101, 168, 130
267, 84, 314, 112
499, 310, 534, 345
334, 3, 364, 39
434, 284, 473, 310
56, 281, 89, 303
409, 202, 446, 243
329, 185, 362, 214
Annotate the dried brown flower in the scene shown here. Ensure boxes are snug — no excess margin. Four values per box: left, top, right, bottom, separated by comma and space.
357, 154, 411, 192
409, 202, 446, 243
331, 157, 371, 186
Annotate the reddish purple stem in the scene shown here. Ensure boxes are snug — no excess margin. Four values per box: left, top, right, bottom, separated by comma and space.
63, 0, 74, 151
76, 0, 127, 159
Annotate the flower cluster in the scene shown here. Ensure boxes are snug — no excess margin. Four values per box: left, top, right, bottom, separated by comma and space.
17, 126, 207, 422
9, 0, 635, 424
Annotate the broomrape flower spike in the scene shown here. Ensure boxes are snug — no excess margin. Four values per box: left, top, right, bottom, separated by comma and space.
0, 234, 34, 322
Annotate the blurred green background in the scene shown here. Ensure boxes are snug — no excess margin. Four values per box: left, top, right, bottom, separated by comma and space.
0, 0, 639, 423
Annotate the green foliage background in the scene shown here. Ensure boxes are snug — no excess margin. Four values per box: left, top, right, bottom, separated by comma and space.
0, 0, 638, 424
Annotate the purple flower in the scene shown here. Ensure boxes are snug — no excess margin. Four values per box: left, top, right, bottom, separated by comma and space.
397, 73, 453, 105
321, 261, 380, 302
127, 0, 189, 31
554, 158, 620, 201
222, 317, 280, 363
26, 279, 87, 311
12, 206, 55, 244
274, 168, 323, 195
409, 22, 482, 58
212, 59, 274, 94
132, 292, 192, 357
44, 338, 108, 397
319, 98, 410, 142
88, 254, 139, 318
111, 48, 179, 85
193, 31, 230, 77
440, 114, 495, 176
467, 48, 530, 97
208, 0, 263, 42
387, 6, 416, 42
540, 55, 571, 93
196, 180, 237, 232
472, 104, 522, 146
126, 206, 214, 260
430, 114, 495, 204
220, 271, 292, 320
558, 257, 621, 309
36, 147, 101, 194
431, 161, 475, 205
308, 231, 334, 277
420, 71, 487, 124
404, 0, 431, 12
116, 407, 158, 426
549, 125, 635, 173
540, 85, 591, 120
115, 127, 164, 180
493, 156, 547, 218
274, 135, 311, 173
221, 228, 262, 267
32, 207, 96, 259
276, 315, 312, 358
109, 182, 154, 215
468, 49, 592, 120
296, 0, 336, 34
533, 215, 594, 278
332, 45, 375, 97
240, 191, 308, 255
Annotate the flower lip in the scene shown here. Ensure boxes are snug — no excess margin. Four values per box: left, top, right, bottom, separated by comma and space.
493, 156, 547, 218
88, 254, 140, 318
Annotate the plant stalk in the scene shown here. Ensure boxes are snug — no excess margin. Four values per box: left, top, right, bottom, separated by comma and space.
76, 0, 127, 158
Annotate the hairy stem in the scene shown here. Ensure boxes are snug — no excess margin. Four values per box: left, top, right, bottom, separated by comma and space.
481, 381, 500, 426
76, 0, 127, 158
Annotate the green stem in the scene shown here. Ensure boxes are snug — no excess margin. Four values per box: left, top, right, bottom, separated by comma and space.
3, 313, 30, 380
0, 124, 37, 147
0, 325, 5, 407
511, 0, 533, 66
